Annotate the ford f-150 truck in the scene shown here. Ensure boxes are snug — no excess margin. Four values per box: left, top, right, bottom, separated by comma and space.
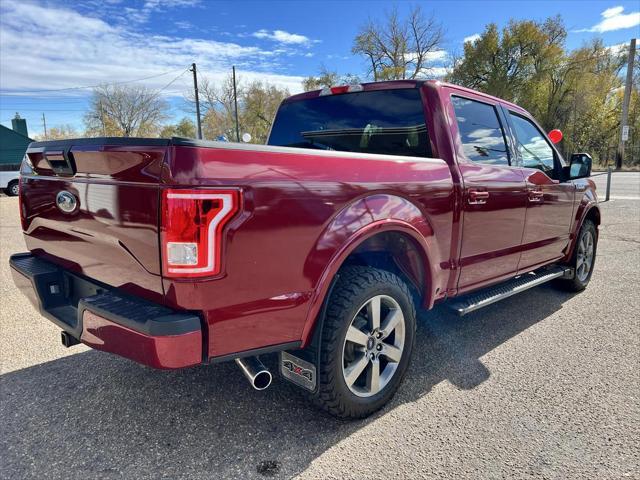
10, 80, 599, 418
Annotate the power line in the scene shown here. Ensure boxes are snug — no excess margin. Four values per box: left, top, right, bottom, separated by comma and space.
157, 67, 191, 94
0, 67, 188, 96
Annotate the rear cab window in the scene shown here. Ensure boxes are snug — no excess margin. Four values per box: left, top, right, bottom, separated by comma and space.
451, 96, 510, 166
268, 88, 431, 157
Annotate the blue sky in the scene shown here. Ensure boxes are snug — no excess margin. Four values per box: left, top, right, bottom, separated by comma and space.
0, 0, 638, 137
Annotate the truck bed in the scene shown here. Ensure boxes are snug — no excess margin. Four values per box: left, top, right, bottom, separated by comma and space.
20, 136, 454, 358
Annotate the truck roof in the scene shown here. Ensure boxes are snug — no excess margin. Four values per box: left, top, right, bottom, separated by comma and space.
283, 79, 527, 114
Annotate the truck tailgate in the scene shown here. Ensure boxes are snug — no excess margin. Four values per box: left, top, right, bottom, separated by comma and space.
20, 138, 170, 304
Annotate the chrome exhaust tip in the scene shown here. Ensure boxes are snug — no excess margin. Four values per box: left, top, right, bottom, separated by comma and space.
235, 356, 272, 390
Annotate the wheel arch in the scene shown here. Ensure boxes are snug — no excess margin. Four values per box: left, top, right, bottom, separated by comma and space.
299, 193, 439, 347
565, 201, 600, 262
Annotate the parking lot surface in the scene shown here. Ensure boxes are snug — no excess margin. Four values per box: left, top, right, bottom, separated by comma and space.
1, 175, 638, 479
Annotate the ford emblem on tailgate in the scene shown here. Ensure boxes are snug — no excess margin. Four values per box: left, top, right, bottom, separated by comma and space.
56, 191, 78, 213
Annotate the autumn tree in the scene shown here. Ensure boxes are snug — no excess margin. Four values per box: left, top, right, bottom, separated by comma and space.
84, 84, 169, 137
242, 81, 290, 143
193, 74, 289, 143
302, 66, 361, 91
449, 17, 567, 102
34, 124, 78, 141
448, 16, 636, 165
160, 117, 196, 138
352, 5, 444, 81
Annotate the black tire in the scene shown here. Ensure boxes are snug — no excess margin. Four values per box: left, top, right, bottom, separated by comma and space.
5, 180, 19, 197
555, 219, 597, 292
313, 266, 416, 419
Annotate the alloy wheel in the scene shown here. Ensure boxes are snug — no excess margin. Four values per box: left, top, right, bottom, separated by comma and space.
341, 295, 405, 397
576, 230, 594, 282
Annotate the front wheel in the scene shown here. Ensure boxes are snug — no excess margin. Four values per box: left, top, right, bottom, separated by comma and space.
313, 266, 416, 419
556, 219, 597, 292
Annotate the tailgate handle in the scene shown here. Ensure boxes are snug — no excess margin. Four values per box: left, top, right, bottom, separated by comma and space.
44, 148, 76, 176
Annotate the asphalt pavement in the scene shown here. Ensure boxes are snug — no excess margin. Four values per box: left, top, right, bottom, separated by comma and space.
0, 174, 638, 479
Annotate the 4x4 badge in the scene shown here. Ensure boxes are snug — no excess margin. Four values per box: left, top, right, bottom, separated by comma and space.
280, 351, 316, 391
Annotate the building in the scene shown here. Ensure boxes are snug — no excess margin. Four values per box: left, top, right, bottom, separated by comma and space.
1, 114, 33, 171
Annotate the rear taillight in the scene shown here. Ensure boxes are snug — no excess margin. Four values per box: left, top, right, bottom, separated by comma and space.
161, 189, 240, 278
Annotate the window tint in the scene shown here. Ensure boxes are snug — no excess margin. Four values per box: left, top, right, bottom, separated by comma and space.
268, 89, 431, 157
451, 96, 509, 165
509, 113, 555, 174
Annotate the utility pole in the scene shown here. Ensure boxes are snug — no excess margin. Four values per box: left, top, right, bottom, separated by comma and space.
232, 65, 240, 142
41, 113, 47, 140
616, 38, 636, 170
190, 63, 203, 139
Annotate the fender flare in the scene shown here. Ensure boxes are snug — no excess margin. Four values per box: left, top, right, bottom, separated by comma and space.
299, 219, 436, 347
565, 201, 600, 261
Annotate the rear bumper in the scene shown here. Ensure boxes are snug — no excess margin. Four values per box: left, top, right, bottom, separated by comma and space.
10, 253, 203, 369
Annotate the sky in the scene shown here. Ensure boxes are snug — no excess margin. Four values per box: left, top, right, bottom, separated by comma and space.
0, 0, 638, 137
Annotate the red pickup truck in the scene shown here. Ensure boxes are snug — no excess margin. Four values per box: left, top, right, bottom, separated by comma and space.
10, 80, 599, 418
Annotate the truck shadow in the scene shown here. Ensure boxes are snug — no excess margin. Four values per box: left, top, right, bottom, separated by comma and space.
0, 284, 574, 480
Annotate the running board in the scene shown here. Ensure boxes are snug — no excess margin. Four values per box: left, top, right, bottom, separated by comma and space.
448, 266, 572, 316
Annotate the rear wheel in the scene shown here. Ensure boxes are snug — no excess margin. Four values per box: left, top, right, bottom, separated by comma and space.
313, 266, 416, 419
556, 219, 597, 292
5, 180, 19, 197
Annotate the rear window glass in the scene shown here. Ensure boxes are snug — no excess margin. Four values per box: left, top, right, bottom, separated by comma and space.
268, 89, 431, 157
452, 96, 509, 165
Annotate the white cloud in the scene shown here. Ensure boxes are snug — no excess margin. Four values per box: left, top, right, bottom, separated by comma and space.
429, 67, 449, 78
252, 29, 315, 45
425, 49, 448, 62
463, 33, 481, 44
602, 6, 624, 18
173, 20, 193, 30
0, 1, 305, 96
605, 42, 628, 54
575, 5, 640, 33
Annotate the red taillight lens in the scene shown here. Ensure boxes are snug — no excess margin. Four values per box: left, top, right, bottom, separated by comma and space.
161, 189, 240, 278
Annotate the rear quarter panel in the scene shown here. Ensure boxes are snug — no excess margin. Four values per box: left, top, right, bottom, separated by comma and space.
161, 145, 454, 357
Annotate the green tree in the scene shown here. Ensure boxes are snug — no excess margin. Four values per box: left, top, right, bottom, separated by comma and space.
302, 66, 361, 91
447, 16, 633, 165
242, 81, 290, 143
191, 74, 289, 143
160, 117, 196, 138
449, 17, 566, 102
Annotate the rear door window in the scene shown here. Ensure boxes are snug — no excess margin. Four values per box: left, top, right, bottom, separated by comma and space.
451, 96, 510, 166
268, 88, 431, 157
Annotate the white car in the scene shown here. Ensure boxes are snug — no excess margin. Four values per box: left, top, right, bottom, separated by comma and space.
0, 170, 20, 196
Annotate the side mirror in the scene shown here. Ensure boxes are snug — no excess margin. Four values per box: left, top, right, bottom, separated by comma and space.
548, 129, 563, 144
569, 153, 592, 179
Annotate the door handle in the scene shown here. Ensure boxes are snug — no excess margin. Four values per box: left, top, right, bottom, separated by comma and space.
468, 189, 490, 205
528, 188, 544, 202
